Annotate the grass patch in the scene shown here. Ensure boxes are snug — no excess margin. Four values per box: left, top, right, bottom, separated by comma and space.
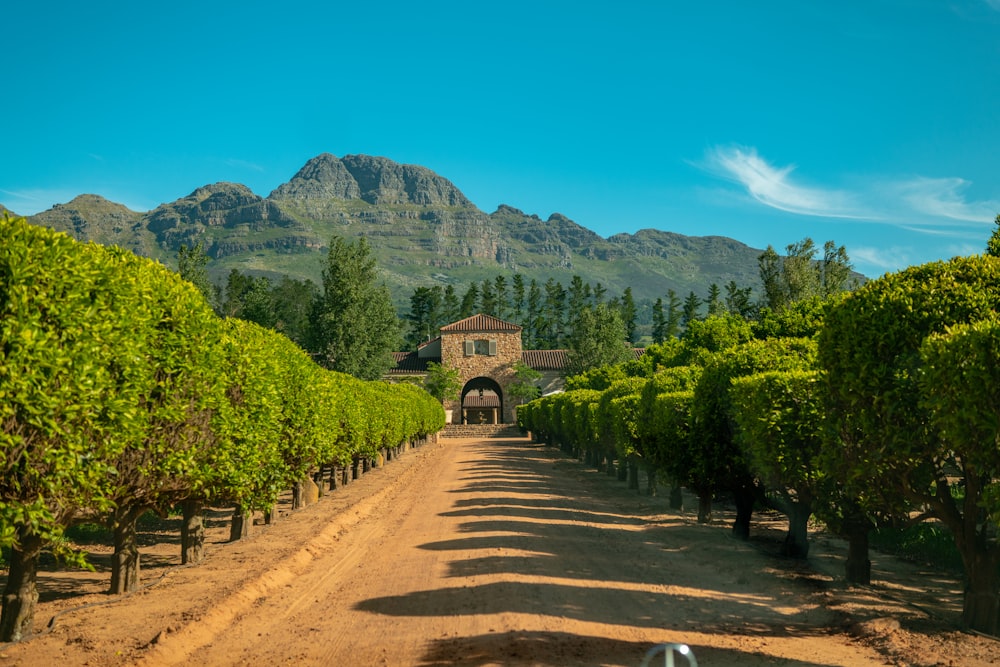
870, 521, 963, 572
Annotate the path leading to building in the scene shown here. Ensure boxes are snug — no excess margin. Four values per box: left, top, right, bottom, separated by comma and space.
4, 436, 996, 666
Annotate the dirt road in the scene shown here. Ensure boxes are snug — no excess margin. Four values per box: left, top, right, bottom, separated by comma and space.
3, 435, 997, 666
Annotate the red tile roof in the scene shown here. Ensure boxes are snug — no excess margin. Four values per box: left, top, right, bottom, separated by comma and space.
386, 352, 429, 374
439, 313, 522, 333
522, 349, 567, 370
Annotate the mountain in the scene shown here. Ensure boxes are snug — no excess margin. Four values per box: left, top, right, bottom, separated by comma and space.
12, 153, 769, 305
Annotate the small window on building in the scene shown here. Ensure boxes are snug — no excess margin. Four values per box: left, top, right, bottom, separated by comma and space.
467, 339, 497, 356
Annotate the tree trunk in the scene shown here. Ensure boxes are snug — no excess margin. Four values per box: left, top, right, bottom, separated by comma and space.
627, 458, 639, 490
843, 517, 872, 584
645, 466, 657, 497
781, 501, 812, 559
263, 505, 278, 525
697, 490, 713, 524
110, 506, 143, 595
669, 478, 683, 510
960, 546, 1000, 635
352, 458, 361, 480
731, 483, 756, 541
229, 505, 250, 542
0, 528, 42, 642
292, 481, 305, 510
181, 499, 205, 565
341, 465, 351, 487
617, 459, 628, 482
329, 466, 339, 491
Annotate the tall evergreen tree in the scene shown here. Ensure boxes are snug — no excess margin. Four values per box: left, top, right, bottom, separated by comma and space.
306, 236, 399, 380
406, 286, 443, 346
525, 279, 544, 349
493, 275, 509, 320
459, 282, 479, 318
511, 274, 526, 324
665, 289, 683, 340
542, 278, 567, 348
479, 279, 496, 317
651, 297, 666, 344
620, 286, 638, 343
706, 283, 724, 317
442, 284, 461, 324
271, 276, 317, 346
681, 290, 702, 328
724, 280, 755, 319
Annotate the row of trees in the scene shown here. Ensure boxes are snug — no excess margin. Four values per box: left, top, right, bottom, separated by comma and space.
405, 275, 639, 350
520, 226, 1000, 634
0, 217, 445, 642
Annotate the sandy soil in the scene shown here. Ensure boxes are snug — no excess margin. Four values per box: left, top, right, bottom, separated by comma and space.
1, 435, 998, 667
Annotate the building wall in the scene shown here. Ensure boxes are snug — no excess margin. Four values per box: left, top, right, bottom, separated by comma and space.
441, 329, 522, 423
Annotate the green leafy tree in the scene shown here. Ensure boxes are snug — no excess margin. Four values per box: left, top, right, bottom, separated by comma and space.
306, 236, 400, 380
423, 361, 462, 403
819, 255, 1000, 632
724, 280, 755, 318
987, 213, 1000, 257
493, 274, 509, 320
563, 304, 632, 378
270, 276, 318, 346
177, 240, 216, 308
821, 240, 854, 296
507, 360, 543, 406
0, 221, 154, 639
731, 370, 826, 558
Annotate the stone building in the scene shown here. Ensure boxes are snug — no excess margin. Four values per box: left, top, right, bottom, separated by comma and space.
388, 313, 566, 424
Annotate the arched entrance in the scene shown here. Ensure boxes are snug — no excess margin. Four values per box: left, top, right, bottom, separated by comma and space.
460, 377, 504, 425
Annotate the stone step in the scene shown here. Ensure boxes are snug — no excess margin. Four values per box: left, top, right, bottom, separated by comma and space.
440, 424, 523, 439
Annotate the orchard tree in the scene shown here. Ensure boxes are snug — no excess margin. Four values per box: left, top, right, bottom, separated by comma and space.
731, 370, 825, 558
0, 220, 154, 639
819, 254, 1000, 633
307, 236, 400, 380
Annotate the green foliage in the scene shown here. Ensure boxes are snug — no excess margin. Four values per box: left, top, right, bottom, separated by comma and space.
307, 236, 400, 380
507, 360, 543, 405
819, 254, 1000, 633
731, 370, 826, 508
0, 218, 153, 559
177, 240, 216, 308
563, 303, 632, 377
986, 213, 1000, 258
423, 361, 462, 403
690, 337, 816, 492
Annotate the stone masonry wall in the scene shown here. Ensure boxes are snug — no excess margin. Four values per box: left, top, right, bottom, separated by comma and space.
441, 329, 522, 423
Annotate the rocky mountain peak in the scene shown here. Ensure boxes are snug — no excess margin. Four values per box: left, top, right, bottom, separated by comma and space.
269, 153, 472, 208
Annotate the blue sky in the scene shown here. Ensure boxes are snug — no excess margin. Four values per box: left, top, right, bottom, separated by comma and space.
4, 1, 1000, 278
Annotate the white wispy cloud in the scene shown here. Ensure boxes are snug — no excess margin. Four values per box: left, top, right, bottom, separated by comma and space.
888, 176, 1000, 223
704, 144, 999, 229
704, 146, 869, 219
